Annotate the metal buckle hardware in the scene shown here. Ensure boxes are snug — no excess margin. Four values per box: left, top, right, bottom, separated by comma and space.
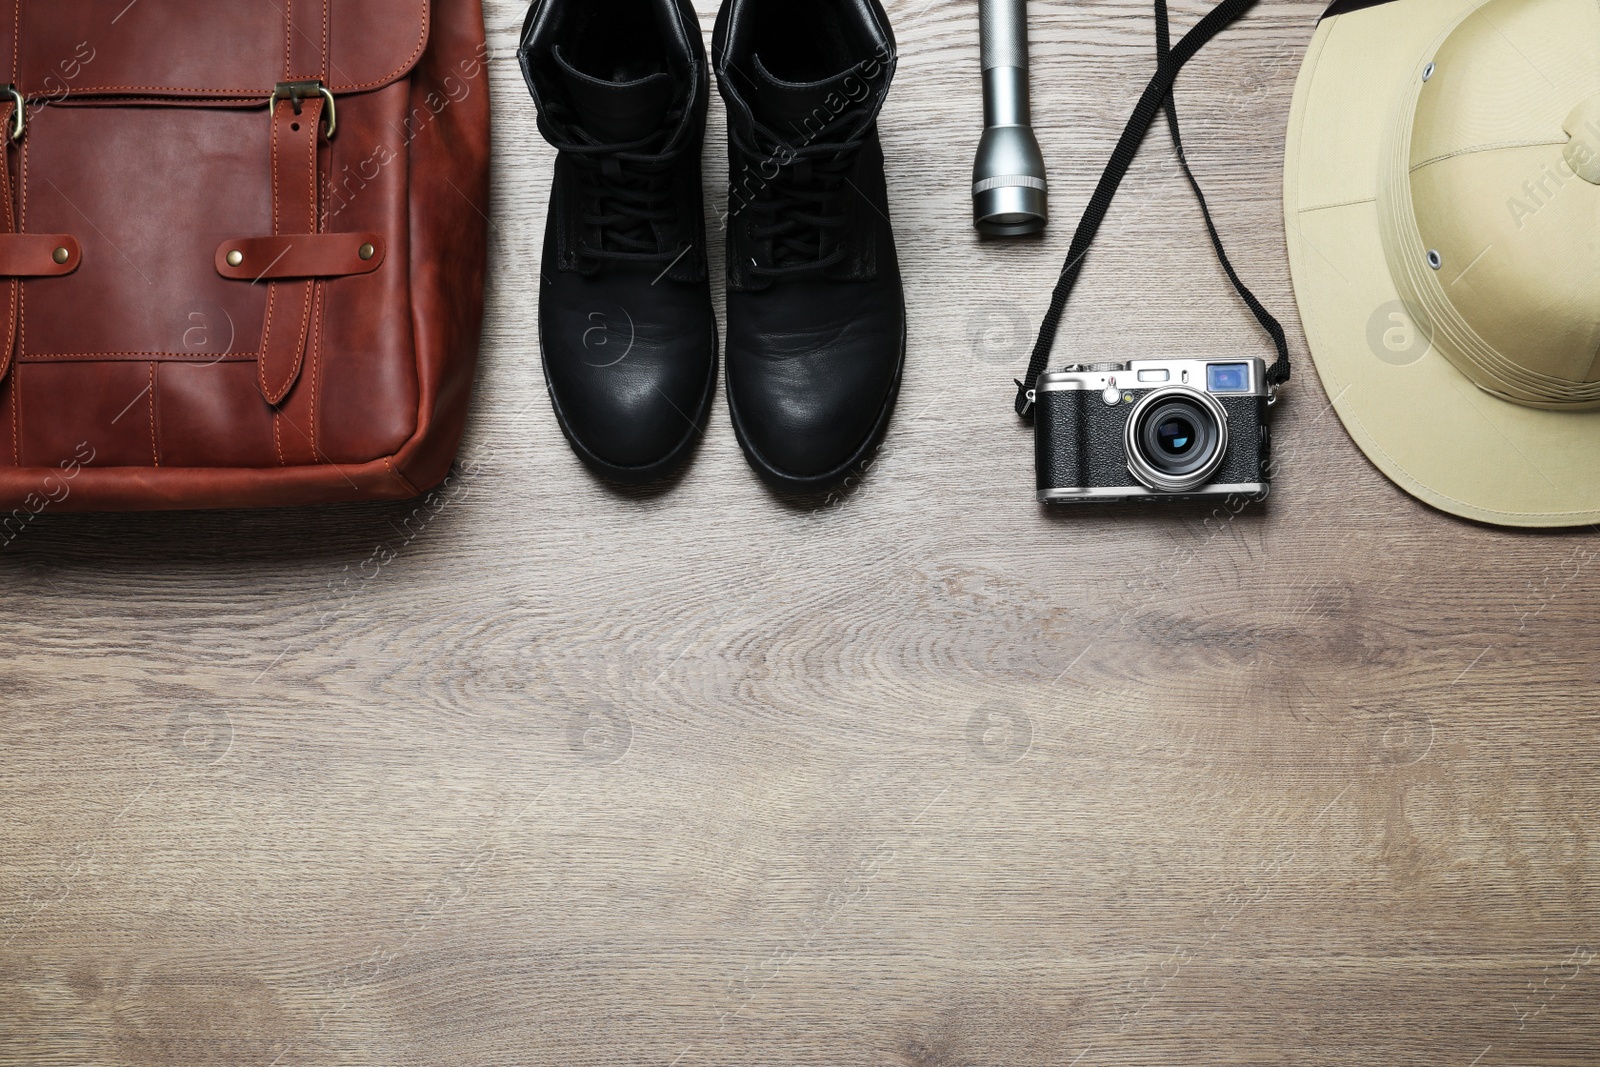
3, 86, 24, 143
1015, 381, 1037, 420
268, 80, 337, 139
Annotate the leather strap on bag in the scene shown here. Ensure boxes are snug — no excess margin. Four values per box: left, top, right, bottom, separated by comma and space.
287, 0, 332, 83
0, 96, 20, 386
257, 0, 332, 406
0, 232, 81, 276
259, 92, 325, 405
0, 0, 18, 386
0, 100, 72, 384
0, 6, 83, 386
1014, 0, 1290, 418
216, 234, 385, 280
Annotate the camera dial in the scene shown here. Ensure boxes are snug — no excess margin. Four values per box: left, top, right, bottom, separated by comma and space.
1124, 387, 1230, 493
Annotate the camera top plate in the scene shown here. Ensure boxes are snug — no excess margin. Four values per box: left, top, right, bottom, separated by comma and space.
1037, 357, 1271, 400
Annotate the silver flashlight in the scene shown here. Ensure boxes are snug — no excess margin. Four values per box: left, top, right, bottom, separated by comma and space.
973, 0, 1048, 235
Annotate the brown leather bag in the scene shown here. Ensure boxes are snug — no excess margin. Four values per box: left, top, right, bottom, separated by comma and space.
0, 0, 490, 512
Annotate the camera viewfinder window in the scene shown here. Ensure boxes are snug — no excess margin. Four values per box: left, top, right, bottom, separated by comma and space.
1207, 363, 1251, 393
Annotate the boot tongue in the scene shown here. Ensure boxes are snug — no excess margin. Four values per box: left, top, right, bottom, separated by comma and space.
747, 54, 860, 140
551, 46, 675, 144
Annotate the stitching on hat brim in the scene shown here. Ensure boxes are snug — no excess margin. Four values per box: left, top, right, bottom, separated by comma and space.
1409, 137, 1567, 172
1298, 195, 1377, 213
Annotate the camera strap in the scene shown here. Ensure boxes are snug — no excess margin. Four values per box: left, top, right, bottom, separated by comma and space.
1014, 0, 1291, 419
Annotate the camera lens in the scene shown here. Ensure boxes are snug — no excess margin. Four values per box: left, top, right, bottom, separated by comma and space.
1156, 416, 1197, 457
1138, 399, 1218, 477
1125, 389, 1230, 492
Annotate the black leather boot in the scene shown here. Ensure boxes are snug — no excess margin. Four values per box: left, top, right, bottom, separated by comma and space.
713, 0, 905, 494
521, 0, 718, 484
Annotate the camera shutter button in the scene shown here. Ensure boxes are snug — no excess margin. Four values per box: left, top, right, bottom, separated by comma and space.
1102, 385, 1123, 405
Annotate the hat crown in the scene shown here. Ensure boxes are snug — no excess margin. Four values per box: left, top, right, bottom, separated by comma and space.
1393, 0, 1600, 406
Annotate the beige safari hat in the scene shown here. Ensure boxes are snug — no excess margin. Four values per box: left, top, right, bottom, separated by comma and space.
1284, 0, 1600, 527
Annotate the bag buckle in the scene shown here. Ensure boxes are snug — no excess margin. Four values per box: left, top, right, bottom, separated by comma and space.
268, 80, 337, 139
3, 86, 24, 143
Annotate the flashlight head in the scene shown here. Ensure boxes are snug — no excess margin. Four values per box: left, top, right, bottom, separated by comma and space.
973, 125, 1047, 237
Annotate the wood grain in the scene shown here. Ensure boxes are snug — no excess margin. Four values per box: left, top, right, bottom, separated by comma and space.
3, 2, 1599, 1065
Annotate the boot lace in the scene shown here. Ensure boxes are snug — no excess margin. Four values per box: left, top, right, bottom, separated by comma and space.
732, 109, 869, 280
544, 101, 686, 266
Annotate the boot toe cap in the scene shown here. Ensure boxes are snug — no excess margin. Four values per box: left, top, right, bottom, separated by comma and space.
727, 285, 904, 488
541, 279, 716, 479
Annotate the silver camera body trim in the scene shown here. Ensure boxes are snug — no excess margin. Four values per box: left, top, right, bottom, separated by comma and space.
1034, 357, 1272, 397
1038, 482, 1270, 503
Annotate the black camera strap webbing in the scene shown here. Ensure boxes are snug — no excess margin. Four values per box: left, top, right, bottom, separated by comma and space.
1014, 0, 1292, 419
1152, 0, 1292, 391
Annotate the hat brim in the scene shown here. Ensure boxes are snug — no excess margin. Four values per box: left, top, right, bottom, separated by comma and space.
1284, 0, 1600, 528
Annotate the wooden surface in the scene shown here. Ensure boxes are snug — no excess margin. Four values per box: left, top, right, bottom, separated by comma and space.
4, 2, 1599, 1064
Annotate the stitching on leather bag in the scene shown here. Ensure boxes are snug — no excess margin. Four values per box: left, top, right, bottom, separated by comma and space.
308, 283, 323, 459
304, 102, 318, 218
273, 397, 285, 467
283, 278, 312, 398
262, 279, 282, 397
17, 118, 25, 362
261, 103, 282, 401
383, 457, 418, 496
260, 295, 280, 395
21, 351, 260, 361
271, 103, 281, 234
4, 278, 15, 376
147, 362, 158, 467
54, 4, 429, 96
54, 87, 284, 97
10, 362, 18, 465
3, 107, 16, 375
5, 280, 14, 377
1, 111, 12, 233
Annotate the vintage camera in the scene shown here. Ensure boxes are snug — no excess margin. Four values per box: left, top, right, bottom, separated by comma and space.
1034, 357, 1273, 503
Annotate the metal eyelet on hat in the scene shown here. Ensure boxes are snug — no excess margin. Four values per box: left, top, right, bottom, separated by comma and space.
1427, 249, 1442, 270
1422, 62, 1436, 82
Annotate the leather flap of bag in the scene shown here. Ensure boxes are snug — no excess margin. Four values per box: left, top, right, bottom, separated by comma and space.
16, 0, 431, 100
